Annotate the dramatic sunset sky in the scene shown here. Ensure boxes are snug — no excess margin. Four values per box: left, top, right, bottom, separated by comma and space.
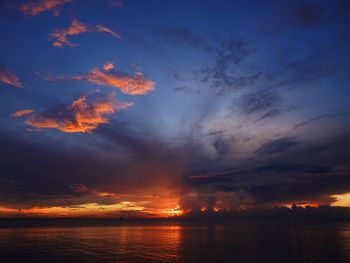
0, 0, 350, 218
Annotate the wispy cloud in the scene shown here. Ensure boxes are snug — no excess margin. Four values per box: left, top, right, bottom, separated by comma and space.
200, 38, 257, 93
18, 0, 71, 17
25, 92, 132, 133
0, 68, 22, 88
50, 19, 121, 48
12, 109, 34, 118
46, 62, 155, 95
256, 137, 298, 155
95, 25, 121, 38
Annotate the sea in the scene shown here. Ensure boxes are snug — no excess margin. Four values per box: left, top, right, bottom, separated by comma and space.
0, 219, 350, 262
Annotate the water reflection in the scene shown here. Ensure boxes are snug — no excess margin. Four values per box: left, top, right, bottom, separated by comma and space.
0, 221, 350, 262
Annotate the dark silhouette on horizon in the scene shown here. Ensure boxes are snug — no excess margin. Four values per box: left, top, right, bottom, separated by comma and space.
179, 204, 350, 220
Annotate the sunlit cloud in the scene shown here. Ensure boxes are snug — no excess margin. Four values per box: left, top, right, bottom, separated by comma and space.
12, 109, 34, 118
0, 68, 22, 88
18, 0, 71, 17
103, 62, 114, 71
50, 19, 121, 48
95, 25, 121, 38
25, 92, 132, 133
86, 67, 155, 95
46, 63, 155, 95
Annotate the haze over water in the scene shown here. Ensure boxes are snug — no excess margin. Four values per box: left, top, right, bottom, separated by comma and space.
1, 220, 350, 263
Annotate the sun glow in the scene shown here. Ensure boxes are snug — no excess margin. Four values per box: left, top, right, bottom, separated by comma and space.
332, 193, 350, 207
161, 205, 183, 217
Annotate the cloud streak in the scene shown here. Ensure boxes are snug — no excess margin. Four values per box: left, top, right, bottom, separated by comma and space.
25, 92, 132, 133
18, 0, 71, 17
50, 19, 121, 48
0, 68, 22, 88
12, 109, 34, 118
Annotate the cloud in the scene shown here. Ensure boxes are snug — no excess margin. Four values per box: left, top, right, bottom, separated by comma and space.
240, 89, 280, 116
18, 0, 71, 17
24, 92, 132, 133
12, 109, 34, 118
200, 38, 258, 92
103, 62, 114, 72
50, 19, 121, 48
95, 25, 121, 38
0, 68, 22, 88
0, 126, 184, 215
212, 137, 231, 157
256, 137, 298, 155
47, 63, 155, 95
86, 67, 155, 95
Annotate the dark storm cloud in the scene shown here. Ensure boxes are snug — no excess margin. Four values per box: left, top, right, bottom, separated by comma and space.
186, 132, 350, 208
256, 137, 298, 155
1, 126, 350, 211
0, 121, 189, 208
255, 163, 331, 174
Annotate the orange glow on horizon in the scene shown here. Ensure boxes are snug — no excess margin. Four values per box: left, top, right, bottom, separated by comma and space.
0, 189, 184, 218
282, 202, 319, 208
332, 193, 350, 207
160, 205, 183, 217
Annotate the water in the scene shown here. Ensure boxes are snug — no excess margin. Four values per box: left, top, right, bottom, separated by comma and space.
0, 220, 350, 263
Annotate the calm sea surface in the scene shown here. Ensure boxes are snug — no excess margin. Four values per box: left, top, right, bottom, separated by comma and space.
0, 220, 350, 263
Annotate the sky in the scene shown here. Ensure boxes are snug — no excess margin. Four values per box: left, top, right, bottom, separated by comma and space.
0, 0, 350, 218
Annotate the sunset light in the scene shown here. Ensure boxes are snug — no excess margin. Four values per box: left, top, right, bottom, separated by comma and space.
1, 0, 350, 262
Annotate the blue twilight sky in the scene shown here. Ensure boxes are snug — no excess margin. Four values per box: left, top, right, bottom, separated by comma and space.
0, 0, 350, 217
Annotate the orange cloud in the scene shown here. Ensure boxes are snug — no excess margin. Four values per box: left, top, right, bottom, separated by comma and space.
45, 63, 155, 95
0, 68, 22, 88
50, 19, 120, 48
95, 25, 121, 38
12, 109, 34, 118
87, 67, 155, 95
18, 0, 71, 17
103, 62, 114, 71
25, 92, 132, 133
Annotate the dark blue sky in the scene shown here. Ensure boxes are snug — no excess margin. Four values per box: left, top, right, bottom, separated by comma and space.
0, 0, 350, 217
